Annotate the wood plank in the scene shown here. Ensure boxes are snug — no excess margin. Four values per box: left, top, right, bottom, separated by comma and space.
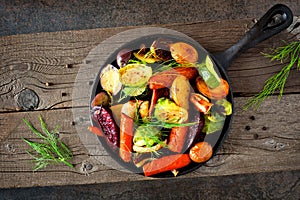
1, 0, 299, 36
1, 170, 299, 199
0, 94, 299, 188
1, 18, 299, 112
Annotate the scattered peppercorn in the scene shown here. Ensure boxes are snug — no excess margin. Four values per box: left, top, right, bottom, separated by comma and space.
250, 116, 255, 120
262, 126, 268, 131
253, 133, 258, 139
245, 125, 251, 131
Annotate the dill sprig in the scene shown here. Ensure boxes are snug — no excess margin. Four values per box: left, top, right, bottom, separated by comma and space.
244, 41, 300, 110
22, 116, 73, 171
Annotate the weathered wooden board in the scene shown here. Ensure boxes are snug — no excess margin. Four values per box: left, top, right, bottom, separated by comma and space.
0, 94, 299, 188
1, 19, 299, 112
0, 17, 299, 189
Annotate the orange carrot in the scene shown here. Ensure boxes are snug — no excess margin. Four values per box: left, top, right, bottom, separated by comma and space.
88, 126, 104, 137
143, 154, 191, 177
168, 126, 188, 153
119, 113, 134, 162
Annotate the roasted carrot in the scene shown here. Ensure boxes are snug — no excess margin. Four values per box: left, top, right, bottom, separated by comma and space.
168, 126, 189, 153
88, 125, 104, 137
119, 113, 134, 162
148, 67, 198, 90
143, 154, 191, 177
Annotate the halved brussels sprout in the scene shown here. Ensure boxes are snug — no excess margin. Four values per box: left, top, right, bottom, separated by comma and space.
119, 64, 152, 87
215, 99, 232, 115
154, 98, 188, 124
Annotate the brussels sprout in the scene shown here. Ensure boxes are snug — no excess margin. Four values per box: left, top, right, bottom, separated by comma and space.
133, 125, 162, 147
203, 112, 226, 134
215, 99, 232, 115
119, 64, 152, 87
154, 98, 188, 124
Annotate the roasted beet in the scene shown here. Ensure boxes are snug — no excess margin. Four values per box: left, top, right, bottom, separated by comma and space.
184, 113, 205, 151
92, 106, 119, 147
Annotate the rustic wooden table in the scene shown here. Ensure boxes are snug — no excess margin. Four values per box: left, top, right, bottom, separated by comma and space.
0, 1, 299, 199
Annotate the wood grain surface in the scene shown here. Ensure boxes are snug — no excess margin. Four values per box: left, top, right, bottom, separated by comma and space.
0, 18, 299, 189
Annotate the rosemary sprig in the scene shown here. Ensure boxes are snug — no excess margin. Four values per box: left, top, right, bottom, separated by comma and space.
243, 41, 300, 110
22, 116, 73, 171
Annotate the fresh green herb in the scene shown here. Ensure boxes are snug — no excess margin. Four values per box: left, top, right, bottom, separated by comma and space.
244, 41, 300, 110
135, 116, 196, 129
117, 85, 147, 103
22, 116, 73, 171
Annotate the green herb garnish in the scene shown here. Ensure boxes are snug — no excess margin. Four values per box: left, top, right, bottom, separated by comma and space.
244, 41, 300, 110
22, 116, 73, 171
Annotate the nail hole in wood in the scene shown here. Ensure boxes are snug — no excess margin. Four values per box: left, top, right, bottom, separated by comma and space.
17, 88, 39, 110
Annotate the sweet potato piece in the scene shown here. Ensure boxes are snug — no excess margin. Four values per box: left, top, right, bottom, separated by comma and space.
168, 126, 189, 153
172, 67, 199, 80
148, 73, 177, 89
119, 113, 134, 162
143, 154, 191, 177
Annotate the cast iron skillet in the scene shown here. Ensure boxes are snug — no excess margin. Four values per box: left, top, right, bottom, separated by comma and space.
90, 4, 293, 177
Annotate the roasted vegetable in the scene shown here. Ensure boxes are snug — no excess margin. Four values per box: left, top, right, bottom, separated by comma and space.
143, 154, 191, 177
190, 93, 212, 114
149, 88, 170, 116
154, 98, 188, 124
148, 73, 177, 89
170, 75, 190, 110
203, 112, 225, 134
92, 106, 119, 147
171, 67, 199, 80
168, 126, 189, 153
91, 91, 111, 108
88, 125, 105, 137
119, 113, 134, 162
215, 99, 232, 115
119, 64, 152, 87
100, 64, 122, 95
117, 49, 132, 68
109, 104, 123, 126
139, 101, 150, 122
197, 55, 221, 89
133, 126, 162, 147
189, 141, 213, 163
170, 42, 198, 64
196, 77, 229, 100
185, 113, 205, 150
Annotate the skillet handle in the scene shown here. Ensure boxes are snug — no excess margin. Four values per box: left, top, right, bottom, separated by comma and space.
213, 4, 293, 70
